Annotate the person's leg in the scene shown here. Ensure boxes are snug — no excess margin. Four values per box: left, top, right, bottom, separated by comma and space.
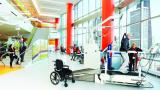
129, 58, 134, 71
73, 53, 76, 61
135, 56, 139, 70
10, 57, 14, 68
132, 60, 135, 71
15, 55, 19, 65
20, 53, 25, 62
129, 62, 132, 71
119, 53, 129, 72
71, 53, 74, 60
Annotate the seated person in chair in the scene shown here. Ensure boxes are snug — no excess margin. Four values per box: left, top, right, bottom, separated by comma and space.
60, 45, 65, 54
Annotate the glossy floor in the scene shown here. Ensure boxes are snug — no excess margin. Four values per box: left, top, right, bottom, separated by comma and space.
0, 52, 160, 90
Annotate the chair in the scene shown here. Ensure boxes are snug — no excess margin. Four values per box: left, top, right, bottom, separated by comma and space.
50, 59, 75, 87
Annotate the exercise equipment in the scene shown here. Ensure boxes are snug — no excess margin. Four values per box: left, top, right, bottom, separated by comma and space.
95, 51, 154, 88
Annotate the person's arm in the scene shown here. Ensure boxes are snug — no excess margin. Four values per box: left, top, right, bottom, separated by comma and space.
136, 47, 142, 52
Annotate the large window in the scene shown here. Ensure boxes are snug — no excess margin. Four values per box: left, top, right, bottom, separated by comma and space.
78, 1, 83, 18
95, 0, 101, 9
74, 0, 100, 20
117, 0, 150, 51
77, 24, 83, 46
151, 17, 160, 44
82, 0, 89, 16
62, 0, 160, 51
89, 0, 96, 13
150, 0, 160, 17
74, 5, 78, 20
61, 14, 66, 28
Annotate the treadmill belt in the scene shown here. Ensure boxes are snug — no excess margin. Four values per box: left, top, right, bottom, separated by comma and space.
101, 70, 141, 76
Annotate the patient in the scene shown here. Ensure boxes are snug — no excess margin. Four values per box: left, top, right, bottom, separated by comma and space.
128, 42, 142, 71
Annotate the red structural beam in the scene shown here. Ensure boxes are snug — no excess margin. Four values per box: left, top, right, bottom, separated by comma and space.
54, 18, 59, 50
102, 0, 114, 50
55, 39, 59, 51
66, 3, 73, 54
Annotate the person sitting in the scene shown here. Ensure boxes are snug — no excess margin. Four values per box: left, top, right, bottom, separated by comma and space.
60, 45, 65, 54
76, 47, 81, 60
128, 42, 142, 71
71, 44, 77, 61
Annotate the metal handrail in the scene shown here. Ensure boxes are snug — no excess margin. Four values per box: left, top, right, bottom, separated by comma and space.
142, 57, 160, 62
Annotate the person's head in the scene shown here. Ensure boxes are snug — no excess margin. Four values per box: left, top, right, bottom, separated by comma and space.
124, 33, 130, 39
76, 47, 79, 50
127, 33, 131, 39
131, 42, 137, 49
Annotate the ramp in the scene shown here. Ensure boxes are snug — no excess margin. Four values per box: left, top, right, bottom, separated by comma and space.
73, 68, 99, 82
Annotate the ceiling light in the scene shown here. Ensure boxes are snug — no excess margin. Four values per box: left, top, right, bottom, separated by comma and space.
39, 13, 60, 18
41, 0, 65, 5
20, 12, 31, 15
41, 7, 61, 11
31, 0, 40, 14
27, 17, 43, 23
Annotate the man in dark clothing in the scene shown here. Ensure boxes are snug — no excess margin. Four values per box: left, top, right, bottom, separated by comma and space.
8, 44, 19, 67
120, 33, 130, 52
119, 33, 130, 72
19, 42, 26, 62
128, 42, 142, 71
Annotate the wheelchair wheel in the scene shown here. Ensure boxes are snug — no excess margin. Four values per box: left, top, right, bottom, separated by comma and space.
72, 79, 75, 83
50, 71, 60, 85
64, 83, 68, 87
136, 81, 142, 87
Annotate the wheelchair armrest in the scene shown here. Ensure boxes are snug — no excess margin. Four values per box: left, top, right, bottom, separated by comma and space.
63, 65, 69, 69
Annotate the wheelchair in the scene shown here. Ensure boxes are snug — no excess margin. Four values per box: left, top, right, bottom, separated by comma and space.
50, 59, 75, 87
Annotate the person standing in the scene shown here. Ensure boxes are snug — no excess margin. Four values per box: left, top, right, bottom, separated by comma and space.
128, 42, 142, 71
8, 44, 18, 67
19, 39, 27, 63
119, 33, 130, 72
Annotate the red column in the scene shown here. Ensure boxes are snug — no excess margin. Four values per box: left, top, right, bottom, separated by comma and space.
55, 18, 59, 29
55, 39, 59, 51
102, 0, 114, 50
66, 3, 73, 54
54, 18, 59, 51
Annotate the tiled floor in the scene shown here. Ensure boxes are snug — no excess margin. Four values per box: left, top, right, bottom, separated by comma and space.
0, 52, 160, 90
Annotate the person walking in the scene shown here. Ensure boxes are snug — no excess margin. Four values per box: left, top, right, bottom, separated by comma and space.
19, 39, 27, 63
8, 44, 19, 67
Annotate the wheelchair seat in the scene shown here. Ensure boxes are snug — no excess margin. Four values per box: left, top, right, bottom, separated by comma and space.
50, 59, 75, 87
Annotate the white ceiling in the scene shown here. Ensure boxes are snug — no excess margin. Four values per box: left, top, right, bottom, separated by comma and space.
33, 0, 77, 17
0, 0, 32, 40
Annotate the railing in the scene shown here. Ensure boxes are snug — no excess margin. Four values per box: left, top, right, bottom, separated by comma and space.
140, 55, 160, 77
0, 45, 33, 67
